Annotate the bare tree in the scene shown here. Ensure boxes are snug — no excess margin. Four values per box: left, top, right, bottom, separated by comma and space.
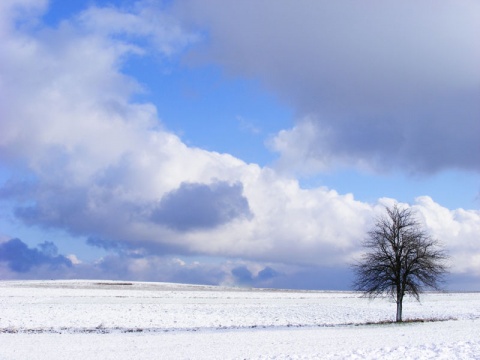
353, 204, 448, 322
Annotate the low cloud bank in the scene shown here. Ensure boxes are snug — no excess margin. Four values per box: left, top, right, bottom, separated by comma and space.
0, 239, 72, 273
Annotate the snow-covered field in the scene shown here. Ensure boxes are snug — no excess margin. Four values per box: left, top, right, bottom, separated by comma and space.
0, 280, 479, 359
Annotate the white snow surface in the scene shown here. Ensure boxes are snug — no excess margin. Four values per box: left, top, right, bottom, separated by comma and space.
0, 280, 479, 359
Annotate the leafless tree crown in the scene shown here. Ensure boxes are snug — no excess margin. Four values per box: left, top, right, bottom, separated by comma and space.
353, 204, 448, 321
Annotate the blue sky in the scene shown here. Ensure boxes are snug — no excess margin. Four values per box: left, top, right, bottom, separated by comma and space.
0, 0, 479, 290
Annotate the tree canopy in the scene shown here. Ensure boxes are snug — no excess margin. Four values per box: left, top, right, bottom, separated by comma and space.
353, 204, 449, 322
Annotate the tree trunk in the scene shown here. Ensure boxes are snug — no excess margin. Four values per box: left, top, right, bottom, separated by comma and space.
396, 295, 403, 322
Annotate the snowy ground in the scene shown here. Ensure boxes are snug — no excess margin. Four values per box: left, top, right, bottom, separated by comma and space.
0, 280, 479, 359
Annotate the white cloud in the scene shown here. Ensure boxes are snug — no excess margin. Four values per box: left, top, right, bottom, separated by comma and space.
269, 117, 340, 174
0, 0, 479, 287
66, 254, 82, 265
77, 2, 199, 56
414, 197, 480, 275
0, 0, 48, 32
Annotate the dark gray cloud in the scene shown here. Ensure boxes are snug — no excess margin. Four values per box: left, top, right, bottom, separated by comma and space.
177, 0, 480, 174
86, 236, 124, 251
13, 185, 96, 234
445, 273, 480, 292
11, 182, 143, 242
168, 263, 226, 286
231, 265, 254, 284
228, 264, 352, 290
231, 265, 281, 287
151, 181, 252, 231
227, 264, 358, 290
0, 238, 72, 273
265, 265, 355, 291
257, 266, 280, 282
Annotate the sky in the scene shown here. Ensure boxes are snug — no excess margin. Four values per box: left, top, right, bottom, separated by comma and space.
0, 0, 479, 290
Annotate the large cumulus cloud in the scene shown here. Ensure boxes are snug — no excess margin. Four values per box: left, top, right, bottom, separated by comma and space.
0, 0, 479, 289
176, 0, 480, 174
0, 0, 368, 267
